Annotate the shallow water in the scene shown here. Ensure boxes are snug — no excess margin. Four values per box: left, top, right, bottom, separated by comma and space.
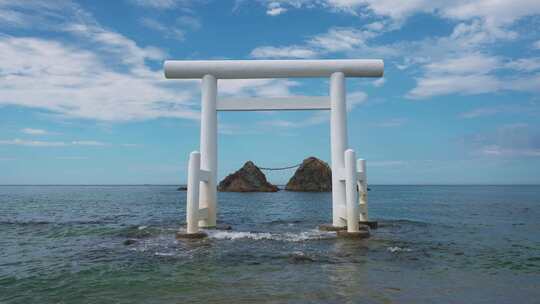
1, 185, 539, 303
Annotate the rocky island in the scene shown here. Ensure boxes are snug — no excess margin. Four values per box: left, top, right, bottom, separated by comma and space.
218, 161, 279, 192
285, 157, 332, 192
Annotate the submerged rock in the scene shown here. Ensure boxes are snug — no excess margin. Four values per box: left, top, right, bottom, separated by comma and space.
288, 252, 315, 263
285, 157, 332, 192
123, 239, 138, 246
218, 161, 279, 192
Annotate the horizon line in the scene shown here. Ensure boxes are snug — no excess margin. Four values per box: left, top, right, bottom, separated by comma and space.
1, 184, 539, 186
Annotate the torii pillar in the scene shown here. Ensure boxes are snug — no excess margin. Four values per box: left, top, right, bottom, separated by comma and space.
199, 74, 218, 228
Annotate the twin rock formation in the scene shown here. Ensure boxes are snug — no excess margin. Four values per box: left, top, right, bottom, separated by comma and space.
218, 157, 332, 192
218, 161, 279, 192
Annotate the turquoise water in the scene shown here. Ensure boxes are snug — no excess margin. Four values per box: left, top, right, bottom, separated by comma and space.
1, 185, 540, 303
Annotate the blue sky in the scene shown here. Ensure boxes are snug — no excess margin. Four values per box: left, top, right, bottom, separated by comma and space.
1, 0, 540, 185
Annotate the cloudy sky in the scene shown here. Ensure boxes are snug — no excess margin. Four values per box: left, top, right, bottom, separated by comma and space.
1, 0, 540, 184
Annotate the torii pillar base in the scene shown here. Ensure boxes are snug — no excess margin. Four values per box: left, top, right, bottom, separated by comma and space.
176, 231, 208, 239
319, 224, 347, 232
205, 224, 233, 231
359, 220, 378, 229
319, 223, 371, 233
336, 230, 370, 239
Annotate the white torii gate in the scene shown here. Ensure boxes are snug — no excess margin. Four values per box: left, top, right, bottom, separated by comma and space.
164, 59, 384, 237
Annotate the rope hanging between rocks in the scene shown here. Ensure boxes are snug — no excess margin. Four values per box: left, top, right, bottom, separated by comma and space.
256, 163, 302, 171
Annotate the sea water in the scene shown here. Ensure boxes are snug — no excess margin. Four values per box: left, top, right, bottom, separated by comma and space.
1, 185, 539, 303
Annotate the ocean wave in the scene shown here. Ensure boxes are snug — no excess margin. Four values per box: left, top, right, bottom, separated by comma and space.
379, 219, 430, 228
0, 215, 133, 227
266, 219, 302, 226
207, 229, 336, 242
0, 220, 52, 226
0, 219, 113, 231
116, 225, 171, 238
154, 252, 175, 257
387, 246, 413, 253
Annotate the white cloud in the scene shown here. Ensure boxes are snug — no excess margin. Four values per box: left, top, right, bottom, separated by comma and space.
0, 9, 26, 26
307, 28, 371, 52
406, 53, 540, 99
480, 145, 540, 157
0, 139, 108, 147
408, 74, 502, 99
257, 90, 367, 129
441, 0, 540, 27
267, 7, 287, 15
0, 139, 66, 147
128, 0, 188, 9
505, 74, 540, 93
71, 140, 107, 146
460, 106, 505, 119
258, 119, 297, 128
382, 19, 517, 77
250, 46, 318, 58
3, 0, 539, 124
365, 21, 385, 31
218, 122, 261, 135
0, 36, 197, 121
356, 0, 540, 32
347, 91, 368, 110
258, 112, 329, 129
466, 123, 540, 157
406, 53, 505, 98
448, 19, 517, 47
372, 78, 385, 87
249, 0, 537, 77
218, 79, 297, 97
63, 22, 167, 67
177, 15, 201, 30
505, 58, 540, 72
330, 0, 433, 20
0, 1, 81, 29
140, 15, 200, 40
481, 145, 504, 156
1, 1, 292, 122
534, 40, 540, 50
458, 104, 540, 119
250, 26, 395, 59
424, 53, 501, 75
266, 2, 287, 15
140, 18, 185, 41
0, 2, 204, 122
21, 128, 47, 135
287, 0, 540, 29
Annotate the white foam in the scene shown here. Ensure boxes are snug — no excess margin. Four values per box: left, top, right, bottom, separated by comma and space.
387, 246, 412, 253
207, 229, 335, 242
155, 252, 175, 256
210, 231, 274, 240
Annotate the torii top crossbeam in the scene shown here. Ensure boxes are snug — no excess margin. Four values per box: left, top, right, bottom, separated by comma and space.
164, 59, 384, 79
